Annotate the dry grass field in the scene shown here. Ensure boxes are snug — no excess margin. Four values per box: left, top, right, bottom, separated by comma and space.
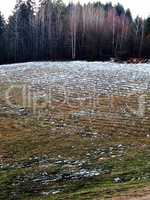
0, 62, 150, 199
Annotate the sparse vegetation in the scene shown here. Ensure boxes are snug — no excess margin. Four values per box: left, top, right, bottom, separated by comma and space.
0, 62, 150, 199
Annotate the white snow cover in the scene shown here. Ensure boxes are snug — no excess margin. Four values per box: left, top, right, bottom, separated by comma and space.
0, 61, 150, 95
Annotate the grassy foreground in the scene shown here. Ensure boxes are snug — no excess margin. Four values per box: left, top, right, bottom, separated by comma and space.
0, 83, 150, 200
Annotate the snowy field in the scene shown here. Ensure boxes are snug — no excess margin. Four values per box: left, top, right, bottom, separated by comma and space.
0, 62, 150, 199
0, 61, 150, 94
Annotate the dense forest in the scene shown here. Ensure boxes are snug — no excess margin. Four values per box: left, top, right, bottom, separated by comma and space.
0, 0, 150, 64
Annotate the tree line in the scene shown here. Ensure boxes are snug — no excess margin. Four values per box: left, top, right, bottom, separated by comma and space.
0, 0, 150, 64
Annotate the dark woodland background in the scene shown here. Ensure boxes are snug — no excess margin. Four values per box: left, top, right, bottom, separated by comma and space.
0, 0, 150, 64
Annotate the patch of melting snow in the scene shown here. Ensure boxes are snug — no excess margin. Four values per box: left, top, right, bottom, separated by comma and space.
0, 154, 111, 189
114, 177, 122, 183
73, 110, 96, 117
41, 189, 61, 196
0, 156, 85, 172
0, 62, 150, 96
89, 144, 127, 160
0, 144, 128, 172
30, 167, 104, 184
